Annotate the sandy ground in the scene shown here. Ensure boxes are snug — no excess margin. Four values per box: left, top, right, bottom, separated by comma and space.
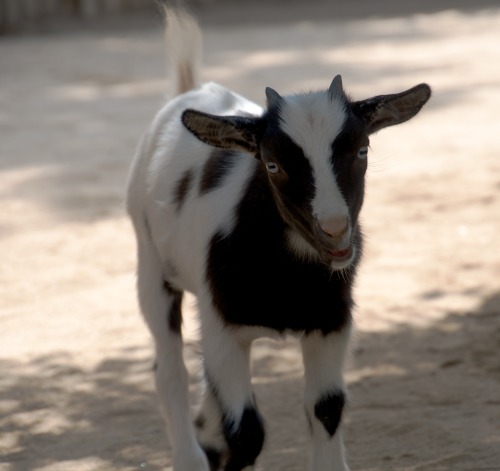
1, 1, 500, 470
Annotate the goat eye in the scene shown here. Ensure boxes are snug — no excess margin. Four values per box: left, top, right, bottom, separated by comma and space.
357, 147, 368, 160
265, 162, 280, 174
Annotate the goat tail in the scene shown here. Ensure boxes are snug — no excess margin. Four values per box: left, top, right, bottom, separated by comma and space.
164, 5, 203, 96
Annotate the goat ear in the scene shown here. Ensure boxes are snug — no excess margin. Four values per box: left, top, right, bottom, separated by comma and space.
265, 87, 283, 108
354, 83, 431, 134
182, 109, 262, 154
328, 75, 344, 99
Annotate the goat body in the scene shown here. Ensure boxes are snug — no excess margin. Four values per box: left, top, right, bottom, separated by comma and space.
126, 8, 431, 471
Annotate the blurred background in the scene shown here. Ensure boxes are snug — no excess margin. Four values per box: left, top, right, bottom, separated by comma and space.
1, 1, 499, 470
1, 0, 152, 33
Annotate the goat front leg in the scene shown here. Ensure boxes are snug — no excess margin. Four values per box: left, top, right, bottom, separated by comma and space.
301, 325, 352, 471
198, 311, 265, 471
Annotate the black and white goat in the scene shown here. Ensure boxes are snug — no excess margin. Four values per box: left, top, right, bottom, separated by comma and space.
126, 9, 431, 471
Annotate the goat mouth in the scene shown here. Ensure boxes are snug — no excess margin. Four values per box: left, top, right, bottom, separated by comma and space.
326, 246, 353, 263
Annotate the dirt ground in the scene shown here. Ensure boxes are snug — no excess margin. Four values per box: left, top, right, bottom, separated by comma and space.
1, 1, 500, 470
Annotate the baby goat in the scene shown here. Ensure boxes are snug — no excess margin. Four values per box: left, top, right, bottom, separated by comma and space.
126, 9, 431, 471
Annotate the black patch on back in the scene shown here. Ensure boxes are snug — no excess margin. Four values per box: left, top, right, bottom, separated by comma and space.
163, 280, 183, 333
173, 169, 194, 212
199, 149, 237, 195
314, 390, 346, 437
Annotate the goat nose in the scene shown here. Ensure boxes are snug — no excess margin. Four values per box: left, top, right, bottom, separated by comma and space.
320, 215, 348, 238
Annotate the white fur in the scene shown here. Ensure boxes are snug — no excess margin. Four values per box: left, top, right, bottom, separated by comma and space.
131, 82, 262, 295
279, 92, 350, 226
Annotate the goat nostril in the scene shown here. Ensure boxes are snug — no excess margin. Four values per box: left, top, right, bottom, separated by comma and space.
320, 215, 348, 238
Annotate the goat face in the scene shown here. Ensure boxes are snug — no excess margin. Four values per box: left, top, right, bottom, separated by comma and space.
259, 80, 368, 271
182, 76, 431, 271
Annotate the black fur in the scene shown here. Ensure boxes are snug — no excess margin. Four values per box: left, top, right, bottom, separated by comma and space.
163, 280, 183, 333
331, 110, 369, 226
314, 390, 346, 437
199, 150, 238, 195
205, 165, 356, 335
204, 373, 264, 471
202, 446, 223, 471
222, 406, 265, 471
173, 168, 194, 212
259, 120, 317, 249
202, 102, 370, 334
194, 414, 206, 430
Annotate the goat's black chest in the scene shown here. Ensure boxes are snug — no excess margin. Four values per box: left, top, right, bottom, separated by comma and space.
205, 228, 353, 335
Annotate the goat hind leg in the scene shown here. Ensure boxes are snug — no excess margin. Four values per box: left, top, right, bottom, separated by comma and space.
136, 235, 209, 471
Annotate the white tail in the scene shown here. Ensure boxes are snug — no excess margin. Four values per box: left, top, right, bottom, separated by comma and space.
164, 7, 203, 95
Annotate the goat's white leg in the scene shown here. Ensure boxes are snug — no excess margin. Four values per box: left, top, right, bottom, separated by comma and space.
198, 310, 265, 471
136, 232, 209, 471
301, 326, 352, 471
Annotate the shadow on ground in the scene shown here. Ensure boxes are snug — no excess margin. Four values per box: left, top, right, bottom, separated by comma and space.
2, 292, 499, 470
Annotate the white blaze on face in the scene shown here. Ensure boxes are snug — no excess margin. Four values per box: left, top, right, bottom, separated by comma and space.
278, 92, 349, 227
